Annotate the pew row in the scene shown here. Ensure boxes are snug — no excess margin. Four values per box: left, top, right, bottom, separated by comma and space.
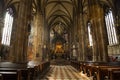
70, 61, 120, 80
0, 61, 50, 80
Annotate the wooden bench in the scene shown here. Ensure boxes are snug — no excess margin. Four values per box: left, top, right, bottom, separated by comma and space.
0, 74, 3, 80
0, 71, 18, 80
0, 62, 30, 80
70, 61, 81, 71
83, 62, 107, 76
96, 66, 120, 80
0, 61, 50, 80
27, 61, 50, 78
82, 62, 120, 80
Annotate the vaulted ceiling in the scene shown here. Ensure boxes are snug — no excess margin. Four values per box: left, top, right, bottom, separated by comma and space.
0, 0, 119, 44
0, 0, 118, 31
40, 0, 78, 31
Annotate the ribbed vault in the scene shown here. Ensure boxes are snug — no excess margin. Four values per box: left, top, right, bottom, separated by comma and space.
1, 0, 116, 44
41, 0, 76, 31
1, 0, 115, 31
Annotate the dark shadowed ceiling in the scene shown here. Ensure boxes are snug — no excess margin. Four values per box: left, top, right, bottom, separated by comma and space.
40, 0, 78, 31
1, 0, 116, 31
0, 0, 118, 44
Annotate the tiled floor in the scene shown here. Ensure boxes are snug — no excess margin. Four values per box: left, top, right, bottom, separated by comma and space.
39, 65, 91, 80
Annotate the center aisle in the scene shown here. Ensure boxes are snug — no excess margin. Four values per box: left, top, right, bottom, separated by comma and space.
39, 65, 91, 80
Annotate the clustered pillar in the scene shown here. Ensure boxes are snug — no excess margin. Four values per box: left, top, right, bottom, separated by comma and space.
89, 0, 108, 62
13, 0, 33, 63
32, 10, 44, 62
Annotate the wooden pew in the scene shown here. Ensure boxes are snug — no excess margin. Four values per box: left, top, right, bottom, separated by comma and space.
0, 62, 30, 80
96, 66, 120, 80
0, 74, 3, 80
0, 61, 50, 80
40, 61, 50, 73
70, 61, 81, 71
27, 68, 35, 80
37, 61, 50, 78
27, 61, 50, 79
83, 62, 107, 76
0, 71, 18, 80
83, 62, 120, 80
108, 68, 120, 80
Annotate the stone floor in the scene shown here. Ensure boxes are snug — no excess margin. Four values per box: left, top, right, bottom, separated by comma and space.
37, 65, 92, 80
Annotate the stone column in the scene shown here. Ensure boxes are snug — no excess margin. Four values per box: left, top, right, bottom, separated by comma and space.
97, 5, 108, 62
0, 1, 4, 49
90, 0, 108, 62
67, 29, 72, 60
42, 18, 50, 61
76, 0, 90, 61
116, 15, 120, 42
115, 0, 120, 43
8, 4, 19, 61
70, 21, 75, 59
0, 8, 4, 61
89, 0, 99, 61
9, 15, 18, 61
74, 11, 78, 60
76, 7, 81, 61
0, 15, 4, 48
32, 10, 44, 62
78, 13, 88, 61
78, 13, 83, 61
14, 0, 32, 63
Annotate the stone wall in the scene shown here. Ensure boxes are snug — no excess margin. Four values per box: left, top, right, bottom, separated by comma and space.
108, 45, 120, 61
108, 45, 120, 55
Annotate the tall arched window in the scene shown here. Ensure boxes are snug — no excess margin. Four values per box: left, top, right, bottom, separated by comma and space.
1, 8, 14, 46
105, 9, 118, 45
88, 22, 93, 46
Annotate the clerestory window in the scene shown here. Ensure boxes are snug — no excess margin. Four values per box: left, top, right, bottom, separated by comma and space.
105, 9, 118, 45
88, 22, 93, 46
1, 8, 14, 46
